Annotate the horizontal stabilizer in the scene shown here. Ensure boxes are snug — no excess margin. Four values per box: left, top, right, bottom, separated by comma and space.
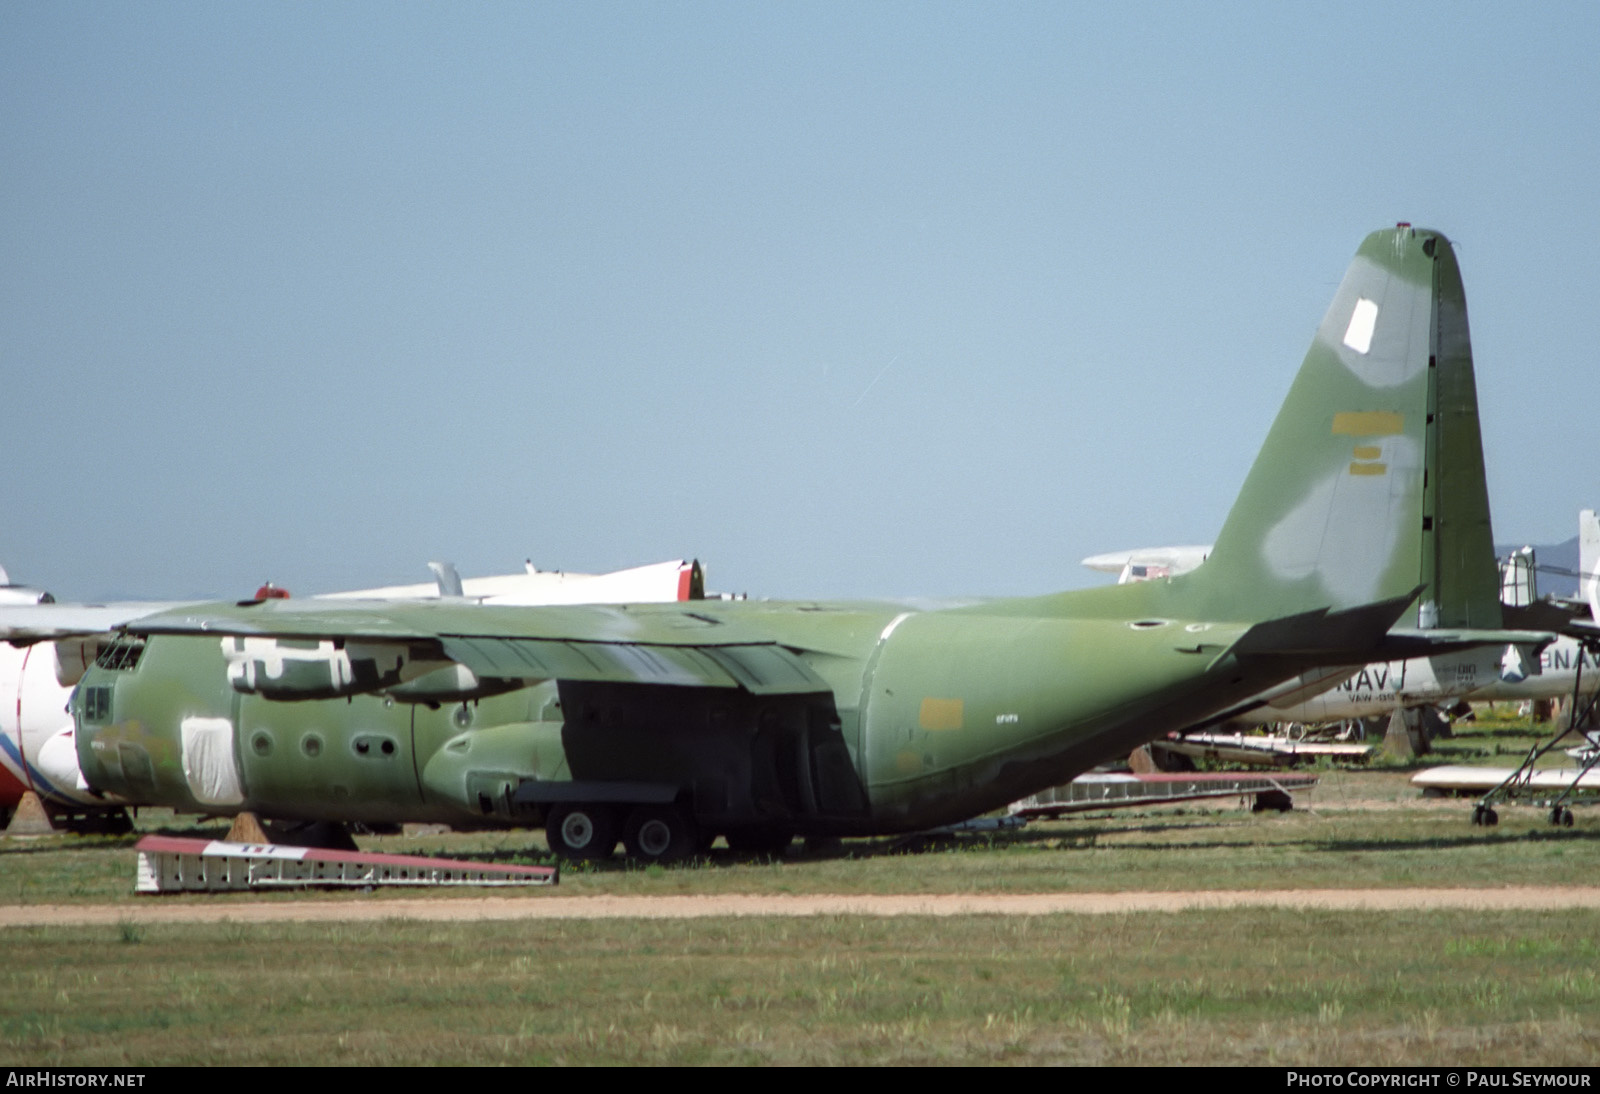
1228, 588, 1422, 663
1371, 627, 1556, 661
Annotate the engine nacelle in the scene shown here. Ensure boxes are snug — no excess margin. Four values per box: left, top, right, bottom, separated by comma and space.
384, 664, 528, 704
223, 637, 449, 700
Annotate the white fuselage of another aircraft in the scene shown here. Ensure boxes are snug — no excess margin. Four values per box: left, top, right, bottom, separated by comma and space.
1233, 636, 1597, 726
0, 641, 97, 806
1085, 532, 1596, 727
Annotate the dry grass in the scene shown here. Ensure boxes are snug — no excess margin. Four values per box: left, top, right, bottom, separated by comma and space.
3, 911, 1598, 1065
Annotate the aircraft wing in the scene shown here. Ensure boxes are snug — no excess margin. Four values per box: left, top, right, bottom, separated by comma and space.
123, 599, 833, 696
0, 560, 707, 645
0, 602, 185, 643
127, 597, 767, 644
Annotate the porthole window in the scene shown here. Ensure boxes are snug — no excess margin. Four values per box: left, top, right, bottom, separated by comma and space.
351, 734, 398, 759
302, 733, 323, 758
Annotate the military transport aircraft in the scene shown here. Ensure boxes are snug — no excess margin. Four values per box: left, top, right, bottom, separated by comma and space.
70, 226, 1548, 862
1, 560, 703, 826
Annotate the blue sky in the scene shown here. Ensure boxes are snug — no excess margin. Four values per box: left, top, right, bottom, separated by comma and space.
3, 3, 1596, 601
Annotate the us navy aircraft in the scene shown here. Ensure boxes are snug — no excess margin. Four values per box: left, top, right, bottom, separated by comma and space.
71, 226, 1547, 861
1089, 516, 1597, 729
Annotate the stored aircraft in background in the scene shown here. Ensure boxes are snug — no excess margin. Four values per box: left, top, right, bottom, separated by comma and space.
0, 559, 703, 827
1082, 515, 1599, 734
1409, 512, 1600, 825
1081, 546, 1210, 585
72, 226, 1549, 861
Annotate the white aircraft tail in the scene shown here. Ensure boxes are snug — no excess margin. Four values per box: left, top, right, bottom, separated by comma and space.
1499, 546, 1537, 607
1581, 509, 1600, 621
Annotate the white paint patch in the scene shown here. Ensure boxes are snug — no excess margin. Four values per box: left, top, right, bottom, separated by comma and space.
1315, 256, 1431, 389
1342, 297, 1379, 353
1259, 435, 1420, 607
181, 715, 245, 806
223, 636, 353, 692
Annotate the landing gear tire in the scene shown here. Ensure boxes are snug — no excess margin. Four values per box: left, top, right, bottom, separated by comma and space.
724, 826, 794, 856
1472, 805, 1499, 827
1251, 790, 1294, 813
1551, 806, 1575, 828
623, 804, 698, 864
546, 804, 619, 861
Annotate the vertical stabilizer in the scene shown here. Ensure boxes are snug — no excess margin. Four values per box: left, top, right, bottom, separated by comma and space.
1581, 509, 1600, 621
1177, 227, 1490, 626
1424, 240, 1501, 628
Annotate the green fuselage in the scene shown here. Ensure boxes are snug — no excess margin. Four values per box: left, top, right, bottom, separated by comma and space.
74, 593, 1276, 836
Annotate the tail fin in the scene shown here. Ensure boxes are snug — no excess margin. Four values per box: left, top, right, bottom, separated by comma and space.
1581, 509, 1600, 620
1177, 226, 1497, 627
1500, 547, 1538, 607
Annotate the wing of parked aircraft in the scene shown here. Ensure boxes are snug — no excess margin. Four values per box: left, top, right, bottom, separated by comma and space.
1081, 546, 1211, 584
0, 559, 704, 824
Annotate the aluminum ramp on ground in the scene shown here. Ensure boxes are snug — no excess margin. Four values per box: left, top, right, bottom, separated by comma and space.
1009, 771, 1319, 819
135, 835, 558, 893
1155, 732, 1374, 767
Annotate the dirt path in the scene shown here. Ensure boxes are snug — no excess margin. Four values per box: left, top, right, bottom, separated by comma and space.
5, 887, 1600, 928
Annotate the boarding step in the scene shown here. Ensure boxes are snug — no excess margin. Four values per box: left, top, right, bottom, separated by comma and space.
1011, 771, 1319, 819
135, 835, 558, 893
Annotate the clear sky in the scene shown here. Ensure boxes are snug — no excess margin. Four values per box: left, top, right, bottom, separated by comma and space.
3, 2, 1596, 602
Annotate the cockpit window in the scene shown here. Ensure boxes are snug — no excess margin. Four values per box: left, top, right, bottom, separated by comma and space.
95, 636, 146, 671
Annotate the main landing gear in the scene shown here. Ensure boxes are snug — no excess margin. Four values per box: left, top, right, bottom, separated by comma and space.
544, 802, 701, 864
545, 803, 620, 861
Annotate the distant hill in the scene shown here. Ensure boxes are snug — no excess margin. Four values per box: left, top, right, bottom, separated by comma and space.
1495, 536, 1579, 599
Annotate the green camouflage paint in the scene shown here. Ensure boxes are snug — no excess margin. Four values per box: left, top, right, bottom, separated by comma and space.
74, 228, 1488, 858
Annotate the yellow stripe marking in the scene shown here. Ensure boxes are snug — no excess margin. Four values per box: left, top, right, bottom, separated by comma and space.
1349, 462, 1388, 476
1351, 445, 1382, 459
1332, 411, 1404, 437
919, 698, 964, 731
